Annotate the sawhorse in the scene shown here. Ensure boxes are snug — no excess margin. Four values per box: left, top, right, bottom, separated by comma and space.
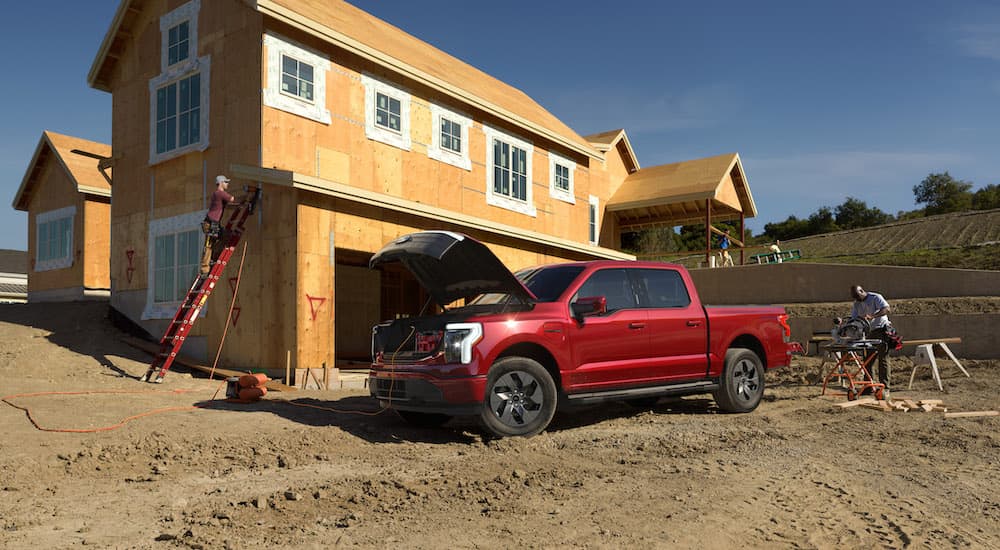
906, 338, 970, 391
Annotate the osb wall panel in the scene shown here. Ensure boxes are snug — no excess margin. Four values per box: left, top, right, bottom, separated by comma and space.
259, 21, 609, 253
82, 198, 112, 289
105, 0, 263, 357
256, 185, 298, 370
296, 200, 335, 369
26, 161, 86, 293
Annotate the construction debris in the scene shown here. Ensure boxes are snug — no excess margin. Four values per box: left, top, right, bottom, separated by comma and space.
835, 396, 999, 418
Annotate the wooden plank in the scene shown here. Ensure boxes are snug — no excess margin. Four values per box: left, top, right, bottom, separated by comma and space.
900, 338, 962, 347
121, 336, 296, 392
944, 411, 999, 418
918, 399, 944, 406
920, 404, 935, 412
836, 397, 877, 408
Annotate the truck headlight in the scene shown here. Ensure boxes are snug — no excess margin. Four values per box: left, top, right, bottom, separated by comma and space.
443, 323, 483, 364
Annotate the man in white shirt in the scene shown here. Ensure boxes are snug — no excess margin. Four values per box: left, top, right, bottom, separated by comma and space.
850, 285, 893, 392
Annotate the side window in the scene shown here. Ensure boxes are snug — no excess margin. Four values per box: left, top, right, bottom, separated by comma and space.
573, 269, 636, 312
634, 269, 691, 308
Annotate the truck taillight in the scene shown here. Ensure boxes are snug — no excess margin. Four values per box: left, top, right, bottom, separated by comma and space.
778, 314, 791, 340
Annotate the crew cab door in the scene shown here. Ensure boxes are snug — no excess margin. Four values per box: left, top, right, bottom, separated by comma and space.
631, 268, 709, 381
564, 268, 649, 391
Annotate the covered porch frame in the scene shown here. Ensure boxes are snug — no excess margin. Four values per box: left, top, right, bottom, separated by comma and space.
606, 153, 757, 266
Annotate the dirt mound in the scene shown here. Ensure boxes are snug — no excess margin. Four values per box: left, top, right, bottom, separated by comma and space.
1, 302, 998, 548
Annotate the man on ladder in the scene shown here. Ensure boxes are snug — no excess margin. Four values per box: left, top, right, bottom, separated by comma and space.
201, 175, 242, 274
142, 177, 260, 383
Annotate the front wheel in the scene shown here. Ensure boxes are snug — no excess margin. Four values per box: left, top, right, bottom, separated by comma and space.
480, 357, 557, 438
713, 348, 765, 413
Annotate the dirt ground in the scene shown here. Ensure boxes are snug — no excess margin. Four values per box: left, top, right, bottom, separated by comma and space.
1, 302, 998, 549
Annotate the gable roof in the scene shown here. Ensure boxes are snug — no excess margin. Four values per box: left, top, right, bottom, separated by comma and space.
12, 131, 112, 212
607, 152, 757, 228
584, 128, 640, 173
89, 0, 602, 161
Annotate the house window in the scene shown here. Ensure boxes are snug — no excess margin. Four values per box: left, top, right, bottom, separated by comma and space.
483, 126, 535, 216
34, 206, 75, 272
589, 195, 599, 245
441, 118, 461, 153
159, 0, 199, 72
428, 103, 472, 170
494, 141, 528, 201
155, 73, 201, 155
153, 229, 200, 303
151, 0, 208, 164
362, 74, 411, 151
263, 33, 330, 124
281, 55, 314, 101
144, 211, 205, 319
549, 152, 576, 204
167, 21, 190, 66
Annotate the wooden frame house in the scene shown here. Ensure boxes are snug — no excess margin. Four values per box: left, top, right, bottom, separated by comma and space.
12, 131, 112, 302
87, 0, 756, 376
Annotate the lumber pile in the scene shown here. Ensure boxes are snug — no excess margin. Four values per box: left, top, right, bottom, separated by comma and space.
835, 397, 998, 418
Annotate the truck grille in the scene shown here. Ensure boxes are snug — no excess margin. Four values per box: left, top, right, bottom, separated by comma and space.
374, 378, 407, 400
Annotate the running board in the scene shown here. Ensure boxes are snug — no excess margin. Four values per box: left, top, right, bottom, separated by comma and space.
566, 380, 718, 405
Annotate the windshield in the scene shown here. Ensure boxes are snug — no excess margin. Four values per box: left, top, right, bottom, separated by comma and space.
470, 265, 585, 305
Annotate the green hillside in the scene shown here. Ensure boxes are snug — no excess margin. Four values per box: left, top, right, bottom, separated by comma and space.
654, 209, 1000, 270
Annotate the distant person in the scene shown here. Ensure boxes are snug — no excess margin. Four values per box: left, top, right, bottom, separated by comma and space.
718, 230, 734, 267
849, 284, 900, 397
769, 240, 782, 263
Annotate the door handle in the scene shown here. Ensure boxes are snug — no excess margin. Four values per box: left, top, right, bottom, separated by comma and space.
686, 320, 702, 327
629, 322, 646, 329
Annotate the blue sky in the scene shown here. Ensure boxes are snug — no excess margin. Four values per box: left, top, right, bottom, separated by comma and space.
1, 1, 998, 251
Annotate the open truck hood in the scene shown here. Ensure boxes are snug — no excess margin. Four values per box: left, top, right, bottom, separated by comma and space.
370, 231, 537, 305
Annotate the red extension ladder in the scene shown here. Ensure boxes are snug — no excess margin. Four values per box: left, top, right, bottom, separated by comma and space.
141, 187, 261, 383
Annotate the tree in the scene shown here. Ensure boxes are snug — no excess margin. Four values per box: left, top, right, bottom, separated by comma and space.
913, 172, 973, 215
763, 216, 810, 241
834, 197, 893, 229
806, 207, 838, 235
972, 184, 1000, 211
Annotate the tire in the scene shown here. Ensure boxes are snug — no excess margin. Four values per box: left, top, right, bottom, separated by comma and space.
480, 357, 557, 438
396, 410, 452, 428
713, 348, 765, 413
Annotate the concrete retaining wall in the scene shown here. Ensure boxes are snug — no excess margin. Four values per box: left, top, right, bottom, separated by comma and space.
690, 263, 1000, 304
689, 263, 1000, 359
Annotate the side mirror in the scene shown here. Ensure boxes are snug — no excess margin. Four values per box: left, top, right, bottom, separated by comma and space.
572, 296, 607, 320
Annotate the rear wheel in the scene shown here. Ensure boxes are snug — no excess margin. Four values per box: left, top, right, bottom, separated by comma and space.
713, 348, 765, 413
480, 357, 557, 438
396, 410, 451, 428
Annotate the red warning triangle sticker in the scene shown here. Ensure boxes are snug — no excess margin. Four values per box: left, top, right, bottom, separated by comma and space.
229, 277, 239, 295
230, 306, 241, 327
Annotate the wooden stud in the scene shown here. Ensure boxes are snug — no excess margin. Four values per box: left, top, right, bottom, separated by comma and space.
944, 411, 999, 418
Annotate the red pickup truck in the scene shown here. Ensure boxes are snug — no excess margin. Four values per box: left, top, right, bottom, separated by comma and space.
369, 231, 799, 437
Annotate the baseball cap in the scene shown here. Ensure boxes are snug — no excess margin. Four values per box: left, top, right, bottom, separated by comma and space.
216, 175, 231, 185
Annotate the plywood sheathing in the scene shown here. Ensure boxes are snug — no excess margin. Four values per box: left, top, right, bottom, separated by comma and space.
253, 0, 599, 161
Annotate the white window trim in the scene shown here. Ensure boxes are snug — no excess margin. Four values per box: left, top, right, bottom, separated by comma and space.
589, 195, 600, 245
159, 0, 200, 72
143, 210, 205, 320
361, 73, 412, 151
483, 125, 536, 217
428, 103, 472, 171
549, 152, 576, 204
148, 55, 211, 165
263, 33, 331, 124
34, 206, 76, 272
